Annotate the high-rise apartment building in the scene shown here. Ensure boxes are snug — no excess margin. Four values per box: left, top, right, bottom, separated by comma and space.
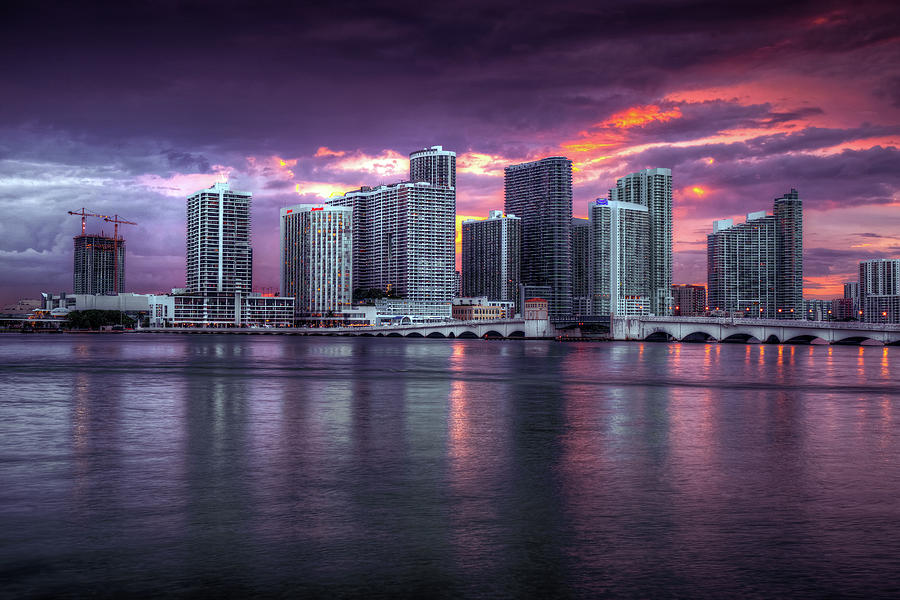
409, 145, 456, 188
859, 259, 900, 323
280, 204, 353, 316
73, 234, 125, 294
461, 210, 521, 304
609, 168, 673, 315
504, 156, 573, 320
571, 217, 591, 316
672, 284, 707, 316
328, 182, 455, 304
707, 189, 803, 319
186, 182, 252, 294
589, 199, 650, 316
774, 189, 803, 316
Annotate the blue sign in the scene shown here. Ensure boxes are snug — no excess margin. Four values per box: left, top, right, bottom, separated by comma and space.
595, 198, 608, 206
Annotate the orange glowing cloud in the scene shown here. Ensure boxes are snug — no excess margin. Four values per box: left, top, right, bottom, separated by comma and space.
457, 152, 510, 177
602, 104, 683, 129
803, 275, 847, 299
315, 146, 346, 158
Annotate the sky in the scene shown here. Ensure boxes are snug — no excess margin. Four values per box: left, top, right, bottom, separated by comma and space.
1, 0, 899, 304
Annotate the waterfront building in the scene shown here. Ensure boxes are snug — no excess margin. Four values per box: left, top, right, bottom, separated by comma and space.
409, 145, 456, 188
707, 189, 803, 319
504, 156, 573, 320
371, 298, 451, 323
803, 298, 832, 321
329, 146, 455, 304
147, 293, 294, 328
186, 181, 252, 294
280, 204, 353, 319
453, 270, 460, 298
452, 296, 516, 319
589, 199, 650, 317
831, 297, 855, 321
41, 292, 151, 319
672, 284, 707, 316
859, 258, 900, 323
774, 189, 803, 317
73, 234, 125, 294
571, 217, 591, 316
523, 298, 549, 320
609, 168, 673, 315
517, 284, 552, 318
451, 303, 506, 321
461, 210, 521, 306
844, 281, 860, 318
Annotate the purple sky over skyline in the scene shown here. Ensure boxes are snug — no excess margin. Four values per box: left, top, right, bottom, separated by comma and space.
1, 0, 899, 304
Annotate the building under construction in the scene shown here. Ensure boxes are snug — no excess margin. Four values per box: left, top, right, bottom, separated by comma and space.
73, 233, 125, 294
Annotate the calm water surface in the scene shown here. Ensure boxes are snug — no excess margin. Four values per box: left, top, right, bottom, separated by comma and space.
1, 334, 899, 598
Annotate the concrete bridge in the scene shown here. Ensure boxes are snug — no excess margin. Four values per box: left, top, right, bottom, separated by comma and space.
612, 316, 900, 345
143, 319, 559, 339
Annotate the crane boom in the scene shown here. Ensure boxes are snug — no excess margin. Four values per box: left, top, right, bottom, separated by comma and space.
68, 208, 110, 235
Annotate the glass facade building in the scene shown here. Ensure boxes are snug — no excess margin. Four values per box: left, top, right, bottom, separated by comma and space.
504, 156, 573, 321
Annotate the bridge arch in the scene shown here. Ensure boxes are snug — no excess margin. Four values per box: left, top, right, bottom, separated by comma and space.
680, 331, 716, 343
645, 330, 675, 342
784, 334, 827, 345
447, 332, 456, 338
406, 332, 424, 338
721, 333, 761, 344
833, 335, 878, 346
458, 331, 478, 339
387, 332, 402, 337
483, 330, 504, 339
426, 331, 446, 338
764, 334, 780, 344
509, 330, 525, 338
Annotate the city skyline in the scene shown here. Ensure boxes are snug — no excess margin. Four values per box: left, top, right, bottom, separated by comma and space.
2, 1, 900, 304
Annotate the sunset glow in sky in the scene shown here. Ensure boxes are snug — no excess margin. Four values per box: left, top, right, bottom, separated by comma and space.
1, 0, 899, 303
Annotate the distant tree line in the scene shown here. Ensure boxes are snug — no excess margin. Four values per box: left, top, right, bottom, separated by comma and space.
65, 310, 135, 330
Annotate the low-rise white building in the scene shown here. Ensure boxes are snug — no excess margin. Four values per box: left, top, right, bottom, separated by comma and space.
148, 293, 294, 328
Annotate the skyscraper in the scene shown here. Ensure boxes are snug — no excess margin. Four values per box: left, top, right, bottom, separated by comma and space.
328, 146, 456, 314
73, 234, 125, 294
280, 204, 353, 317
504, 156, 573, 320
571, 217, 591, 316
186, 181, 252, 294
859, 258, 900, 323
774, 188, 803, 317
609, 168, 673, 315
589, 199, 650, 316
328, 182, 455, 304
707, 189, 803, 319
461, 210, 521, 304
409, 145, 456, 188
